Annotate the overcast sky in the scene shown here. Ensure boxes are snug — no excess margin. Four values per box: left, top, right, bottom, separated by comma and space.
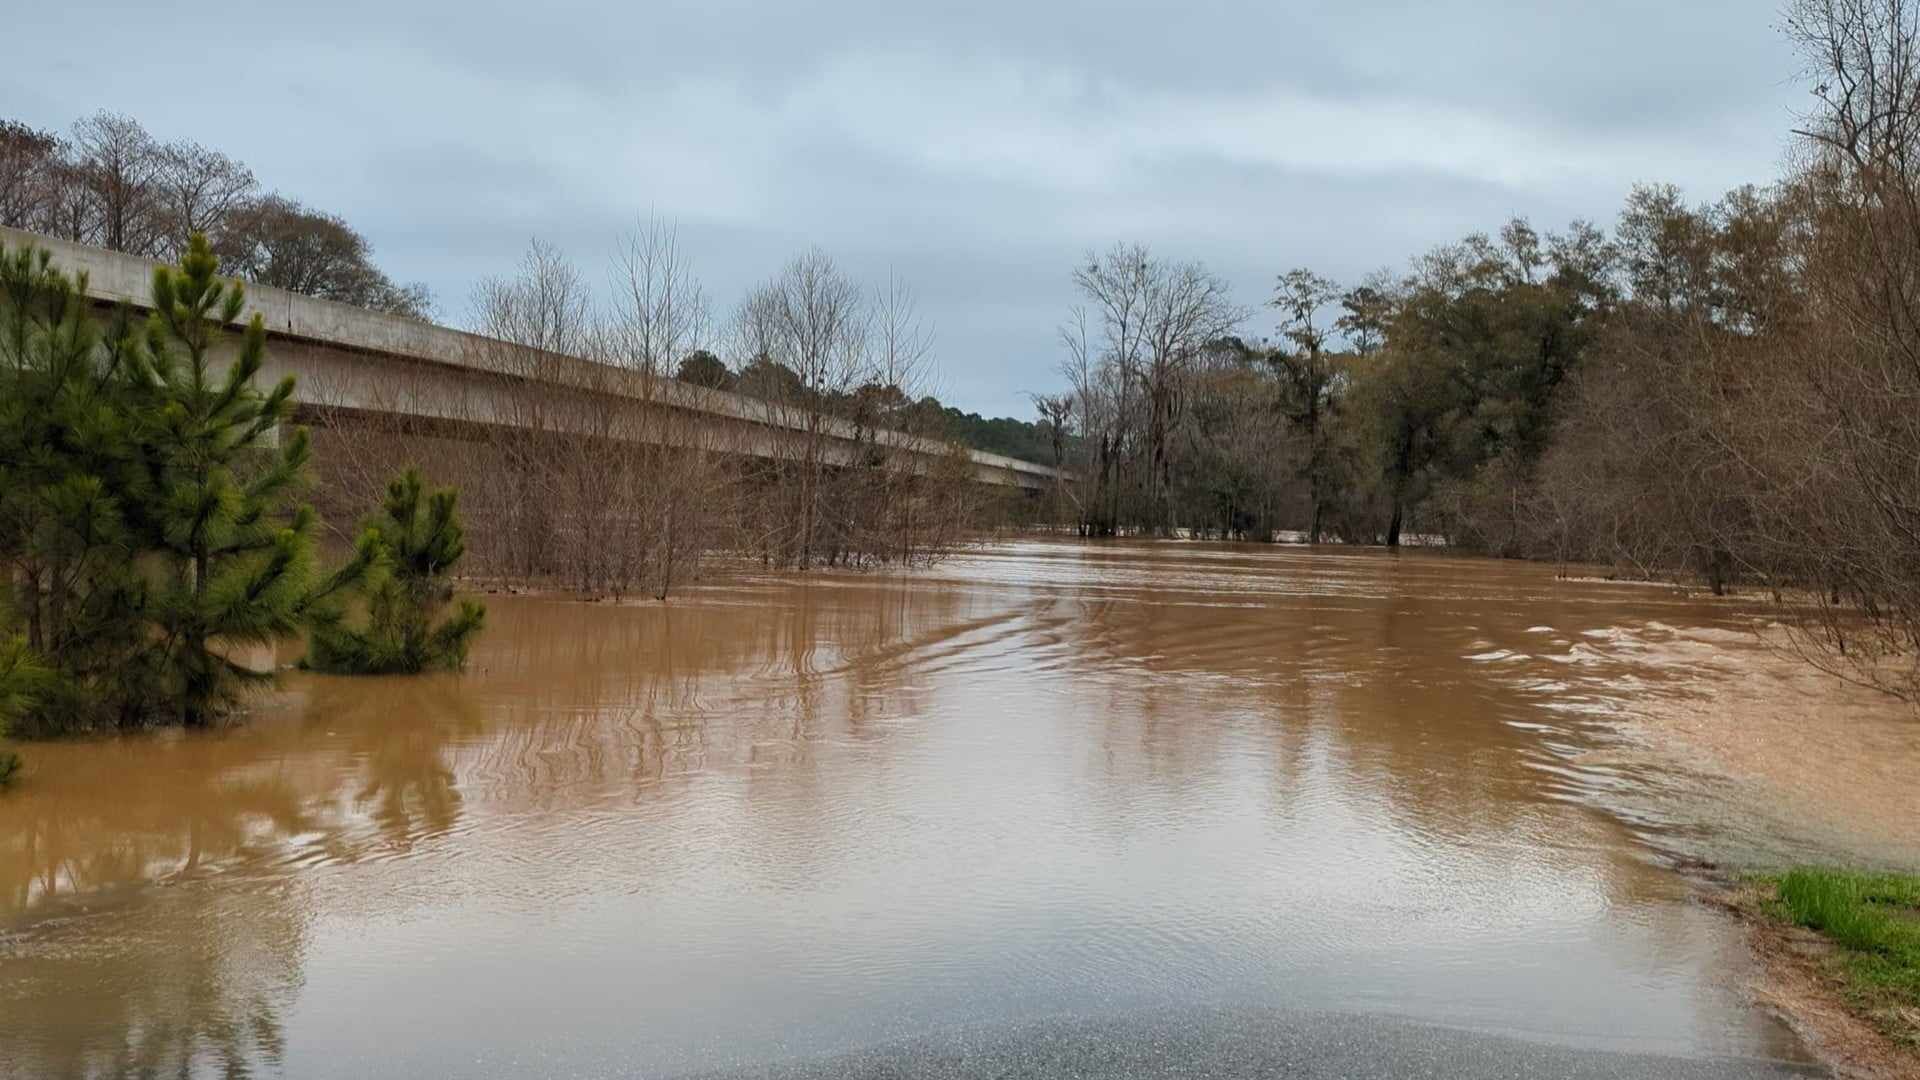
8, 2, 1805, 417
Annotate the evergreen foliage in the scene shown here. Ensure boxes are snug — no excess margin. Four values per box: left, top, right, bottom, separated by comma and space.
0, 630, 47, 785
0, 233, 380, 733
917, 402, 1067, 467
0, 238, 153, 731
133, 234, 321, 725
304, 469, 485, 675
696, 353, 1066, 467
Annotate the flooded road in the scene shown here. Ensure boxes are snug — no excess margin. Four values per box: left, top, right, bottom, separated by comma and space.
3, 540, 1901, 1077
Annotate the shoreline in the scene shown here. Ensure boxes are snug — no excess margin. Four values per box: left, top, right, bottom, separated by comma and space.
1708, 880, 1920, 1080
1611, 645, 1920, 1078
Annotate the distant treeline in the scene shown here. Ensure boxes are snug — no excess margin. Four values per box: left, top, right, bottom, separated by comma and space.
935, 409, 1068, 466
1039, 0, 1920, 703
669, 349, 1064, 465
0, 112, 430, 316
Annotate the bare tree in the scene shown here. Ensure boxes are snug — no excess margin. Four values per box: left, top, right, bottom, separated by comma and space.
474, 240, 596, 358
469, 241, 598, 584
1069, 243, 1241, 536
154, 140, 256, 260
0, 120, 61, 230
70, 112, 164, 256
607, 218, 723, 598
224, 195, 431, 317
5, 110, 429, 319
1030, 392, 1076, 529
309, 229, 986, 594
866, 274, 941, 561
731, 249, 873, 568
1766, 0, 1920, 698
37, 153, 101, 245
608, 217, 708, 377
872, 273, 933, 401
1059, 304, 1131, 536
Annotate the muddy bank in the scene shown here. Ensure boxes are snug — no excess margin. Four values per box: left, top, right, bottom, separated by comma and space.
1713, 884, 1920, 1080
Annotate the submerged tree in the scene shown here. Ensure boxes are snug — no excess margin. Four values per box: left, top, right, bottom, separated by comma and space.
133, 234, 322, 725
1270, 268, 1343, 543
305, 469, 486, 675
0, 632, 46, 785
1062, 244, 1242, 536
0, 233, 328, 731
0, 240, 143, 731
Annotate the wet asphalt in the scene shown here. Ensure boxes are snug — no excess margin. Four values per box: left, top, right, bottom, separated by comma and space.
688, 1009, 1825, 1080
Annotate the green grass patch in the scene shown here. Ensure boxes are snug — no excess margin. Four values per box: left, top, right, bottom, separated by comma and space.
1766, 868, 1920, 1047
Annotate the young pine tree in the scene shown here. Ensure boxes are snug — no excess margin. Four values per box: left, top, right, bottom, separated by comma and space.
127, 234, 321, 725
0, 240, 158, 732
305, 469, 486, 675
0, 632, 48, 785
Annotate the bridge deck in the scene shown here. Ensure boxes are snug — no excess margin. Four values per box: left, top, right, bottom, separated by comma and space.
0, 226, 1062, 491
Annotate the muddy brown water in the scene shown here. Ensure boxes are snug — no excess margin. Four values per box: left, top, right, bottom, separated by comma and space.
4, 539, 1904, 1077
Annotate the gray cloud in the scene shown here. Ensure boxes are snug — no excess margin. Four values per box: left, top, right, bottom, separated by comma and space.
6, 1, 1804, 415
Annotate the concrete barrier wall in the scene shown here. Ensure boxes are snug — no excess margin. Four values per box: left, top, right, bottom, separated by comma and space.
0, 226, 1063, 491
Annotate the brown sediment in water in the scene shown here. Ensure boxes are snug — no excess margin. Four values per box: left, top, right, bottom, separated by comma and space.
0, 540, 1872, 1074
1612, 620, 1920, 870
1554, 607, 1920, 1077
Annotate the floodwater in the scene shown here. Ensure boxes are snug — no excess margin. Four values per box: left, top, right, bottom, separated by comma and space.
2, 539, 1892, 1078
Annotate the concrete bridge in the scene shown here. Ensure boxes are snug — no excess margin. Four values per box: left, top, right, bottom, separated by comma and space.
1, 226, 1063, 492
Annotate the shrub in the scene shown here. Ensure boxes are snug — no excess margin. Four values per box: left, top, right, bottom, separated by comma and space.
304, 469, 485, 675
